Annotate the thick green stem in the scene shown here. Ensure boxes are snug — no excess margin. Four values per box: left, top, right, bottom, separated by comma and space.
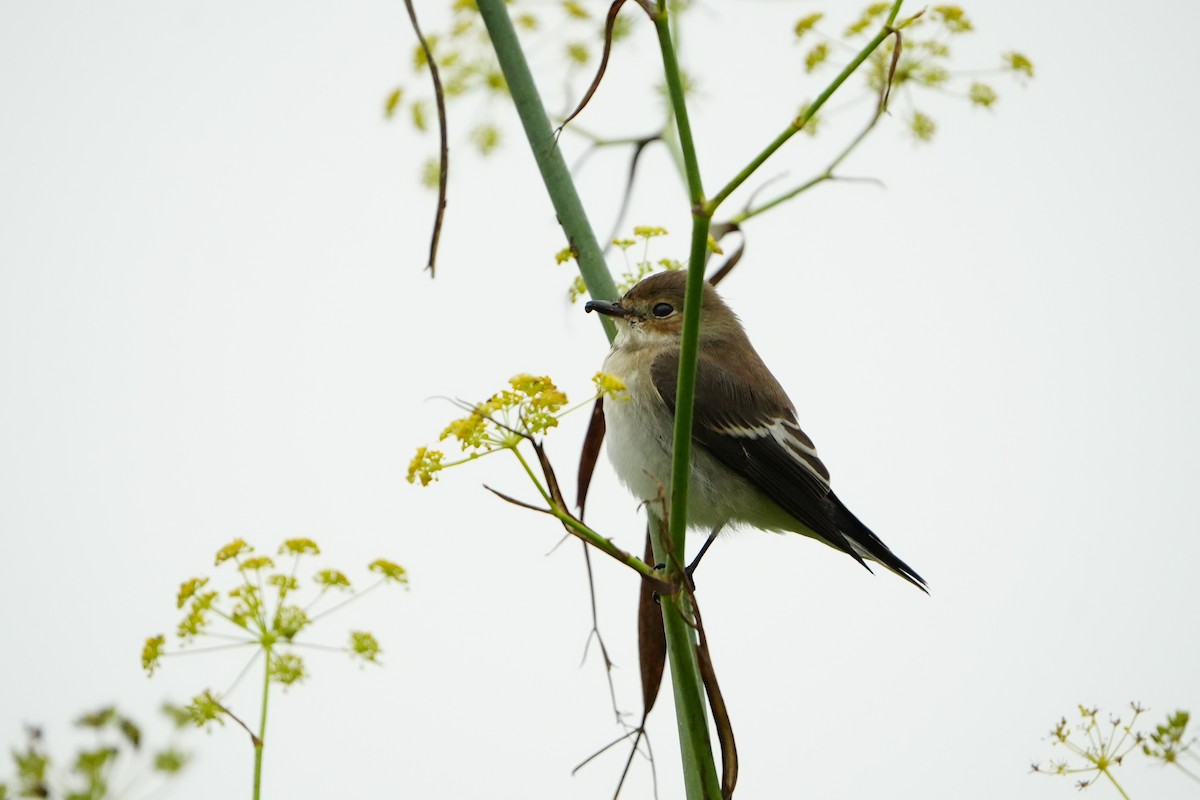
654, 13, 705, 212
476, 0, 619, 342
252, 647, 270, 800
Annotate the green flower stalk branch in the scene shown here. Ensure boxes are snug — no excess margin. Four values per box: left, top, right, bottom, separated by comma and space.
728, 5, 1035, 224
142, 540, 408, 800
730, 52, 901, 225
408, 373, 670, 588
1144, 710, 1200, 783
703, 0, 907, 216
1033, 704, 1199, 798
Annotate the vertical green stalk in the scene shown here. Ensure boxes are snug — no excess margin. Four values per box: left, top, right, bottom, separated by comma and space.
253, 647, 271, 800
649, 512, 722, 800
653, 3, 723, 798
476, 0, 620, 342
653, 0, 707, 562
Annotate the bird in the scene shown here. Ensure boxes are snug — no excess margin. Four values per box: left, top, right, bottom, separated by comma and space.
584, 270, 926, 591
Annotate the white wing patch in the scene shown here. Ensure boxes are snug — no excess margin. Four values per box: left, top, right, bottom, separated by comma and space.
710, 417, 832, 486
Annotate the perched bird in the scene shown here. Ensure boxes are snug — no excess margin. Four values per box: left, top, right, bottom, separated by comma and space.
585, 270, 926, 591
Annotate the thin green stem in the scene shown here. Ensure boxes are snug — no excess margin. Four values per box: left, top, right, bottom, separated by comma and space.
287, 641, 357, 654
252, 647, 270, 800
511, 446, 555, 506
549, 504, 660, 581
1101, 768, 1131, 800
649, 511, 721, 800
654, 10, 704, 211
732, 109, 881, 224
562, 122, 662, 148
232, 555, 270, 631
308, 579, 387, 623
206, 605, 247, 628
476, 0, 620, 341
222, 648, 264, 698
511, 444, 661, 580
1173, 760, 1200, 783
651, 0, 707, 558
667, 220, 711, 555
733, 174, 827, 224
161, 640, 257, 654
653, 2, 722, 797
652, 0, 710, 566
704, 0, 903, 216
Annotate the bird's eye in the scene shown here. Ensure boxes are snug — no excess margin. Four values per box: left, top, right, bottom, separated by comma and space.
651, 302, 674, 318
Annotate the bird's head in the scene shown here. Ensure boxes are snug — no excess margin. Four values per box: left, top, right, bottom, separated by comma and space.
584, 270, 739, 345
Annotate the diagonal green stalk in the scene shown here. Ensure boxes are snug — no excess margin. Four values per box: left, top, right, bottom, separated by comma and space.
509, 446, 662, 581
476, 0, 620, 342
704, 0, 904, 216
1101, 769, 1131, 800
731, 114, 879, 224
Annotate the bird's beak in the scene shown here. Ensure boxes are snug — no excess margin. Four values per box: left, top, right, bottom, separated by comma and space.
584, 299, 637, 319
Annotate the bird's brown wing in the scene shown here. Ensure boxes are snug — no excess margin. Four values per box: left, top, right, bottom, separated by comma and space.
651, 350, 927, 590
649, 350, 862, 561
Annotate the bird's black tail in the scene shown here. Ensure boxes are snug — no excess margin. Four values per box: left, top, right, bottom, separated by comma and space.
831, 493, 928, 593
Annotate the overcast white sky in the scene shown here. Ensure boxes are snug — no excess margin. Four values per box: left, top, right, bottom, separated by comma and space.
2, 2, 1199, 799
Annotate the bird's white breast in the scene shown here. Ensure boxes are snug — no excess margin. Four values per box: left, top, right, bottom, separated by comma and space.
600, 336, 788, 532
600, 343, 675, 506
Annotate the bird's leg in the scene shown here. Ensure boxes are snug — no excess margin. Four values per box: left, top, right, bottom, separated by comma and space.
685, 526, 723, 581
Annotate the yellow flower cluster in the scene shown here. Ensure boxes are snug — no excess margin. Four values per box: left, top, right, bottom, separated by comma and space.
439, 374, 569, 451
795, 3, 1034, 144
592, 371, 627, 400
280, 538, 320, 556
408, 373, 621, 487
144, 540, 406, 696
369, 559, 409, 584
214, 539, 250, 565
407, 446, 445, 487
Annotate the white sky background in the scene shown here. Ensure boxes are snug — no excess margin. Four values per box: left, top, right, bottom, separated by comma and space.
2, 1, 1198, 799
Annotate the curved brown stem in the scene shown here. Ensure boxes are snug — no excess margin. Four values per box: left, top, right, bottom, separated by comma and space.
402, 0, 448, 277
